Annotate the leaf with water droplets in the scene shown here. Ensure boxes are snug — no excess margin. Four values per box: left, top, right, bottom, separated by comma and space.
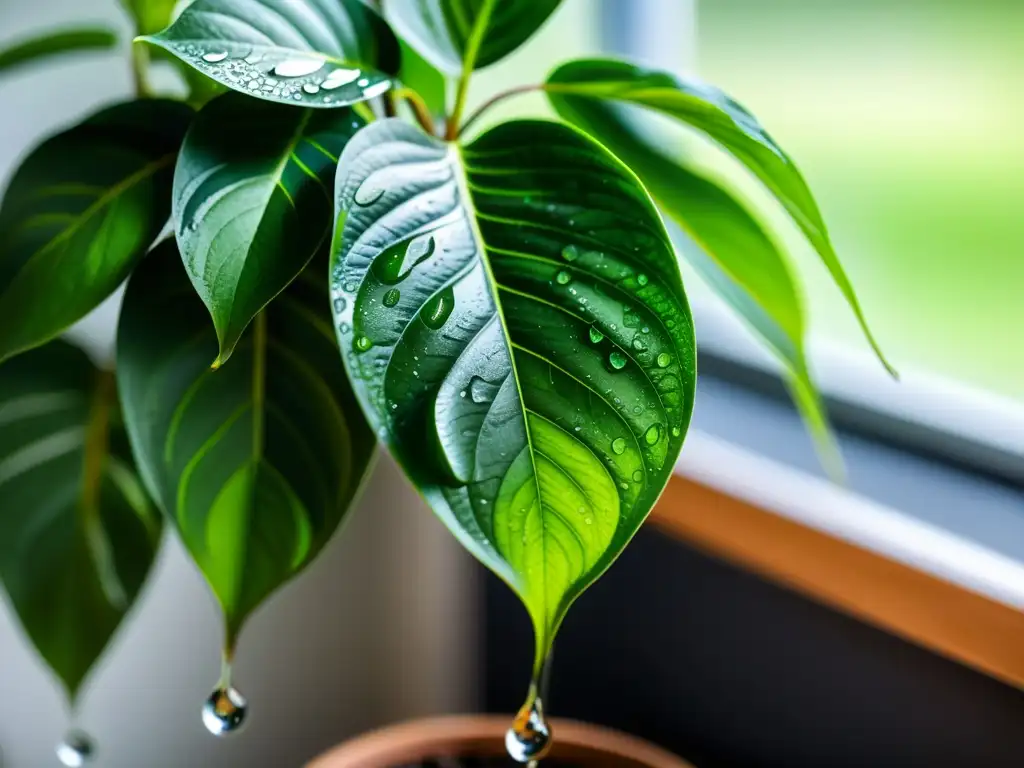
547, 58, 895, 382
117, 242, 375, 650
0, 340, 162, 702
140, 0, 399, 108
174, 93, 364, 365
0, 99, 192, 364
382, 0, 563, 75
330, 118, 695, 678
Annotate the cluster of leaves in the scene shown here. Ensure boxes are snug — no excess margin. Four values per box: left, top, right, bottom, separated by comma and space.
0, 0, 889, 708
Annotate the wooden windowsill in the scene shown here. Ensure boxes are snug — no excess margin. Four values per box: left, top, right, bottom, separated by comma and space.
652, 431, 1024, 690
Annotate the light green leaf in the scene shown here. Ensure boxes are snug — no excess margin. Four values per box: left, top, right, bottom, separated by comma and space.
548, 85, 842, 475
546, 58, 895, 377
173, 93, 364, 365
0, 99, 193, 364
0, 27, 117, 76
117, 241, 375, 648
0, 340, 162, 701
119, 0, 178, 35
382, 0, 562, 75
140, 0, 400, 108
331, 118, 695, 674
398, 39, 446, 115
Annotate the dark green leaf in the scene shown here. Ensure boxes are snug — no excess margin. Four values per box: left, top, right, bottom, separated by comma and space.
173, 93, 364, 365
546, 58, 895, 377
140, 0, 400, 108
119, 0, 178, 35
117, 241, 375, 648
331, 118, 695, 674
383, 0, 561, 75
0, 99, 193, 364
547, 89, 842, 475
0, 28, 117, 76
0, 341, 162, 700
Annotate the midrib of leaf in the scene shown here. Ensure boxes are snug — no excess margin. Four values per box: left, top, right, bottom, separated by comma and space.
451, 143, 551, 672
0, 153, 174, 304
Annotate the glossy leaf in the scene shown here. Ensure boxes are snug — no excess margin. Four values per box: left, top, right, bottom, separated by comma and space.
173, 93, 364, 365
0, 340, 162, 700
0, 28, 117, 76
383, 0, 562, 75
548, 89, 842, 474
117, 241, 375, 648
331, 118, 695, 673
0, 99, 193, 364
119, 0, 178, 35
140, 0, 400, 109
547, 58, 895, 376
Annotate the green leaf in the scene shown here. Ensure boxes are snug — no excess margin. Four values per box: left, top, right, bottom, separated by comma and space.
0, 340, 162, 700
117, 241, 375, 648
173, 93, 364, 365
0, 99, 193, 365
546, 58, 895, 377
140, 0, 400, 108
382, 0, 562, 75
546, 85, 843, 476
331, 118, 695, 674
398, 39, 446, 115
0, 27, 118, 76
119, 0, 178, 35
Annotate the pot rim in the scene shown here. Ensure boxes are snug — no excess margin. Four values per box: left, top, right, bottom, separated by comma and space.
307, 715, 694, 768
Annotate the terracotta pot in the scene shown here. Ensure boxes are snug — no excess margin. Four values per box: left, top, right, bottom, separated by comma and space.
308, 715, 694, 768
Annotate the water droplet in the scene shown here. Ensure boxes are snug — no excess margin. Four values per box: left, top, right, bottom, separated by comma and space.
620, 481, 629, 490
469, 376, 498, 404
354, 335, 372, 352
609, 351, 627, 370
373, 236, 435, 284
632, 469, 644, 482
56, 731, 94, 767
354, 179, 385, 206
611, 437, 626, 455
423, 287, 455, 330
332, 297, 346, 313
202, 686, 247, 736
506, 698, 552, 763
671, 426, 681, 437
555, 270, 571, 285
561, 244, 580, 261
632, 337, 647, 351
656, 352, 671, 368
637, 273, 649, 286
273, 57, 325, 78
382, 288, 400, 307
641, 326, 650, 334
588, 326, 604, 344
362, 80, 391, 99
322, 67, 360, 90
644, 424, 661, 445
357, 77, 370, 87
302, 83, 320, 95
202, 51, 228, 63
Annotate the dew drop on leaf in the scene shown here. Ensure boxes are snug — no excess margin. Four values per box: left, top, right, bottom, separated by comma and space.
202, 51, 228, 63
672, 426, 682, 437
321, 67, 360, 90
644, 424, 661, 445
423, 287, 455, 330
354, 335, 372, 352
637, 273, 649, 286
656, 352, 671, 368
362, 81, 391, 99
555, 270, 571, 285
469, 376, 498, 404
303, 83, 320, 95
561, 244, 580, 261
273, 57, 325, 78
354, 180, 385, 207
609, 351, 627, 370
382, 288, 400, 307
632, 469, 644, 482
588, 326, 604, 344
611, 437, 626, 455
632, 337, 646, 351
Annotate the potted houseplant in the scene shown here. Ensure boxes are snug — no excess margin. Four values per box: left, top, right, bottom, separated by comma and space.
0, 0, 894, 765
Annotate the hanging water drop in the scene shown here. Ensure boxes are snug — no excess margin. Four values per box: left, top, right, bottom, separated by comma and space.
588, 326, 604, 344
202, 686, 247, 736
273, 57, 325, 78
56, 731, 94, 767
506, 697, 552, 763
609, 351, 627, 370
555, 270, 571, 285
202, 51, 228, 63
611, 437, 626, 455
656, 352, 671, 368
382, 288, 400, 307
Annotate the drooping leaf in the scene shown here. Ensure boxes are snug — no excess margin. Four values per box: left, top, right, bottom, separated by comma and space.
547, 89, 842, 475
173, 93, 364, 365
0, 99, 193, 364
546, 58, 895, 377
331, 118, 695, 674
0, 340, 162, 700
119, 0, 178, 35
0, 28, 118, 76
117, 241, 375, 648
382, 0, 562, 75
140, 0, 400, 108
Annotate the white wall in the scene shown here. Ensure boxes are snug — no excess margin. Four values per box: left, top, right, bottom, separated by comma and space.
0, 1, 477, 765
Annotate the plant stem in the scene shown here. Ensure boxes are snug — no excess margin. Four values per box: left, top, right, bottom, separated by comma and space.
131, 43, 151, 98
457, 83, 544, 139
393, 87, 437, 136
445, 0, 499, 140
